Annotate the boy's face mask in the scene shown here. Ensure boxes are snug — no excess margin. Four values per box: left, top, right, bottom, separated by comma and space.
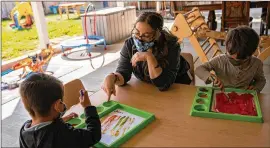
133, 36, 154, 52
226, 52, 236, 58
59, 101, 67, 118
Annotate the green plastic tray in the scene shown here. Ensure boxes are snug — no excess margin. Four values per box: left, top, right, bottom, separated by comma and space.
66, 101, 155, 147
190, 87, 263, 123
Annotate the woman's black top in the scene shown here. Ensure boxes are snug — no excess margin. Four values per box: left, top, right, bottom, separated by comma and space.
116, 32, 191, 91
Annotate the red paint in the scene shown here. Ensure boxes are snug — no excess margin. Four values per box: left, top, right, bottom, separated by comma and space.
215, 92, 257, 116
71, 124, 78, 127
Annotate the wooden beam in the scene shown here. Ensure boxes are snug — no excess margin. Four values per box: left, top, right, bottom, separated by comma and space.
156, 1, 161, 12
31, 2, 49, 49
116, 2, 125, 7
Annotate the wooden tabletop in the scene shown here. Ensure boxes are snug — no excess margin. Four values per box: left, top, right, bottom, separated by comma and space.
59, 2, 85, 7
67, 78, 270, 147
80, 6, 136, 17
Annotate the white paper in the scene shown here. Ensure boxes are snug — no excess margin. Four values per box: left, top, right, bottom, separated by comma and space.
99, 109, 145, 146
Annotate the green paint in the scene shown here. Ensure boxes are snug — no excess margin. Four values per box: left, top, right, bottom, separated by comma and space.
119, 116, 129, 127
112, 116, 126, 131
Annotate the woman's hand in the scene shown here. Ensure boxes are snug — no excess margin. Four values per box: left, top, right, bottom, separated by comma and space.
131, 50, 153, 67
101, 74, 116, 101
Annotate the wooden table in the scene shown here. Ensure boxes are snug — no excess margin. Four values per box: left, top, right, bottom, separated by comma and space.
173, 1, 269, 12
58, 2, 86, 19
66, 78, 270, 147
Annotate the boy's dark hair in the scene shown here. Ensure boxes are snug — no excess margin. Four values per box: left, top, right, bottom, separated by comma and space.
225, 26, 260, 59
19, 73, 64, 117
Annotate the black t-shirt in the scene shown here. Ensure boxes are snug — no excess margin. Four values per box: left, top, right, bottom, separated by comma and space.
19, 106, 101, 148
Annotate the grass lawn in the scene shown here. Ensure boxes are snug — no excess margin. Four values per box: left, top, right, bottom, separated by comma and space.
2, 14, 83, 61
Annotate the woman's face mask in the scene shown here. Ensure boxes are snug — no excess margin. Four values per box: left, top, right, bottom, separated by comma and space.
133, 36, 155, 52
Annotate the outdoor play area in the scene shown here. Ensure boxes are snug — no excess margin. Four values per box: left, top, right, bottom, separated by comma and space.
1, 1, 270, 147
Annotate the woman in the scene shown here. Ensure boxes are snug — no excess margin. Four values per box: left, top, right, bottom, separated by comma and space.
102, 12, 193, 99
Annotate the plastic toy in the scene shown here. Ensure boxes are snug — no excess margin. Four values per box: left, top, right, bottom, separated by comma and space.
1, 82, 9, 90
66, 101, 155, 147
190, 87, 263, 123
60, 3, 106, 59
12, 46, 54, 79
9, 2, 33, 30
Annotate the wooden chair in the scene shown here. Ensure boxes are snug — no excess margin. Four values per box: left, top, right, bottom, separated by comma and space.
63, 79, 85, 109
257, 36, 270, 61
260, 2, 270, 35
181, 53, 195, 85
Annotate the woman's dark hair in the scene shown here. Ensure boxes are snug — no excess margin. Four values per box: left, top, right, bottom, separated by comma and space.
19, 73, 64, 117
225, 26, 259, 59
134, 12, 179, 80
134, 11, 164, 31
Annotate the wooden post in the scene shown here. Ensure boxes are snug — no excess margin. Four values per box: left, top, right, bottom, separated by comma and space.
31, 2, 49, 49
156, 1, 161, 12
116, 2, 125, 7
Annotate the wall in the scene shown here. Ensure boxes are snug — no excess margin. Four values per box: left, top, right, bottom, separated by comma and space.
1, 2, 16, 19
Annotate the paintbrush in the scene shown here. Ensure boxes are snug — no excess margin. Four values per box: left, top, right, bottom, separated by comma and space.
221, 87, 231, 102
210, 75, 231, 102
79, 89, 84, 101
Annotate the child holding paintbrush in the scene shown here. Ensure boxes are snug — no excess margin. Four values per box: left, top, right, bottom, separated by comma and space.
19, 73, 101, 148
195, 26, 266, 93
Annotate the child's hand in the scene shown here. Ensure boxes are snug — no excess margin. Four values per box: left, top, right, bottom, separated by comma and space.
79, 90, 91, 108
210, 74, 224, 89
62, 112, 78, 122
246, 80, 255, 90
246, 85, 255, 90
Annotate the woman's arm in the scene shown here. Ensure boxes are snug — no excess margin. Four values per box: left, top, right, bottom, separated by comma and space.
146, 52, 162, 79
102, 40, 133, 99
149, 43, 181, 91
115, 40, 133, 85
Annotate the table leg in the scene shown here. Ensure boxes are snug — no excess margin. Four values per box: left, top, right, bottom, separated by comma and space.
266, 3, 270, 35
65, 6, 69, 19
207, 10, 217, 30
76, 6, 81, 17
59, 6, 62, 19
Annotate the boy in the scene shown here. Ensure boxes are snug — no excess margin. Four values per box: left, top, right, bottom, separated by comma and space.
195, 26, 266, 92
19, 73, 101, 148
